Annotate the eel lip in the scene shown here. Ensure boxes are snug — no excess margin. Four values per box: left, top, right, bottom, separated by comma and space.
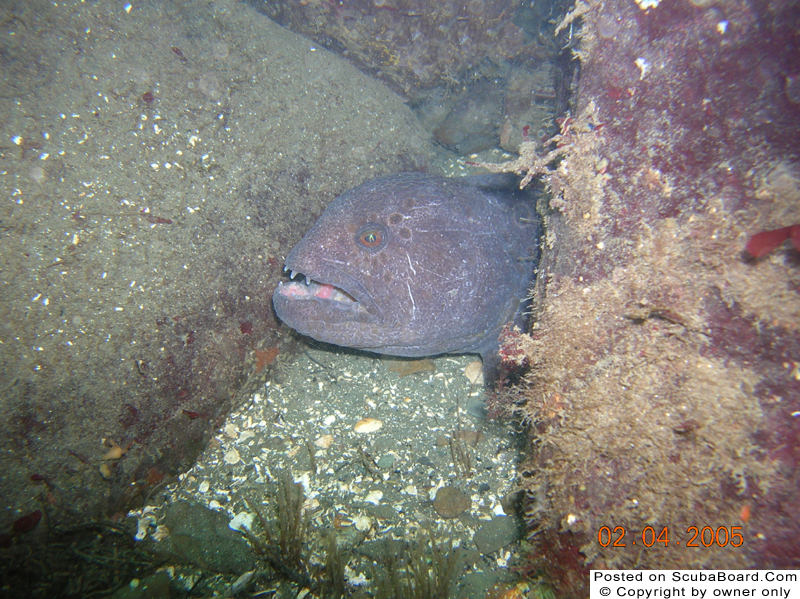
276, 277, 357, 305
275, 266, 372, 313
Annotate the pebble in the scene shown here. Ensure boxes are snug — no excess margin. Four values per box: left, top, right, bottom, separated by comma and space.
464, 360, 484, 385
433, 486, 471, 519
315, 434, 334, 448
224, 423, 238, 439
353, 514, 372, 532
229, 511, 254, 532
354, 417, 383, 433
473, 516, 519, 554
364, 489, 383, 505
223, 448, 241, 464
377, 454, 395, 469
152, 524, 170, 542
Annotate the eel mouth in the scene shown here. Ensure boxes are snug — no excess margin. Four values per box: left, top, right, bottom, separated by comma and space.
275, 267, 364, 312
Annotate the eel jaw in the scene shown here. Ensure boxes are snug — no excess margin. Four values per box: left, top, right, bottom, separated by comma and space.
274, 266, 376, 318
276, 276, 357, 305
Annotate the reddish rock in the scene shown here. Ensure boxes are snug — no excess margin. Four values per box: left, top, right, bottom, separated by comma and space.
500, 0, 800, 593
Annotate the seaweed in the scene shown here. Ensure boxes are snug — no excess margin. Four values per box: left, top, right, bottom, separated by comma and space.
242, 473, 467, 597
371, 532, 461, 599
320, 529, 347, 599
244, 472, 359, 597
448, 428, 473, 479
244, 471, 313, 589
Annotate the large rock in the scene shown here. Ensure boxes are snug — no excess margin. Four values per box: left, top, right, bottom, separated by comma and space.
507, 0, 800, 594
0, 0, 431, 532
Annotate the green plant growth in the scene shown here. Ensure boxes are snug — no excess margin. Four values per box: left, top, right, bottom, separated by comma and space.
371, 532, 461, 599
244, 471, 313, 589
244, 472, 464, 598
321, 529, 347, 599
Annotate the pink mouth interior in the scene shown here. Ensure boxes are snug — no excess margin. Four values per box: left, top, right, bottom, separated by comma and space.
278, 281, 355, 303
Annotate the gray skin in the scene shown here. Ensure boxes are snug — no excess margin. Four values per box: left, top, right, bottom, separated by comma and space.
272, 172, 540, 372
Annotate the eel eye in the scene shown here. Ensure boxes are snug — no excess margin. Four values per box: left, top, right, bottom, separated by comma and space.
360, 230, 381, 247
356, 223, 388, 251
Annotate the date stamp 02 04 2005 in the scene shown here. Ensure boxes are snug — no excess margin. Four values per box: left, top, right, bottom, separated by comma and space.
597, 525, 745, 550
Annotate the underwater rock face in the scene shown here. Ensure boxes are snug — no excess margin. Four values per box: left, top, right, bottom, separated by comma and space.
510, 0, 800, 593
256, 0, 560, 154
432, 79, 506, 155
0, 0, 431, 539
257, 0, 544, 100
